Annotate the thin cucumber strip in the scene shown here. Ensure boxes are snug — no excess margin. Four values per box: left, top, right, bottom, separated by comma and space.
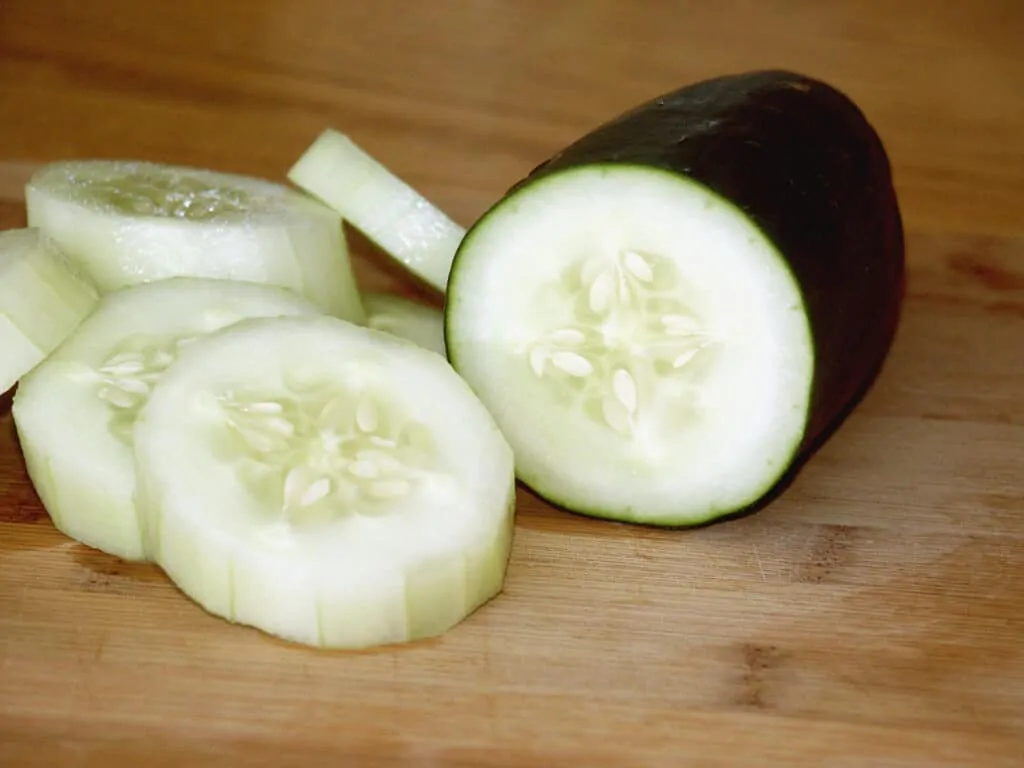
364, 292, 445, 357
25, 159, 366, 324
133, 314, 515, 648
287, 129, 464, 292
11, 278, 322, 561
0, 228, 99, 394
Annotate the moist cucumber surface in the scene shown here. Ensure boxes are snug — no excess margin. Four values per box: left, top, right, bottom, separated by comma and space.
0, 228, 99, 394
11, 277, 321, 561
288, 129, 465, 292
133, 314, 515, 648
25, 159, 366, 323
364, 292, 446, 357
444, 70, 904, 526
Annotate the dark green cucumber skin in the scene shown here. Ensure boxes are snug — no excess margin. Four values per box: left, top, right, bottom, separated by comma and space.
448, 69, 904, 526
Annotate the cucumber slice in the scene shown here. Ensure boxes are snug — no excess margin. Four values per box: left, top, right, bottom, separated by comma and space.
25, 159, 366, 324
133, 314, 515, 648
287, 129, 465, 292
0, 228, 99, 394
364, 292, 445, 357
444, 70, 904, 527
11, 278, 321, 561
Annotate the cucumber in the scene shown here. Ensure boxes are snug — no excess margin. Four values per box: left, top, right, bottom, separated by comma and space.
443, 70, 905, 527
364, 292, 445, 357
25, 159, 366, 324
287, 129, 465, 292
133, 314, 515, 649
0, 228, 99, 394
11, 278, 321, 561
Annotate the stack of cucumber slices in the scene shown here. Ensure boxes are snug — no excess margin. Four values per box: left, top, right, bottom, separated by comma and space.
1, 69, 904, 649
4, 160, 510, 650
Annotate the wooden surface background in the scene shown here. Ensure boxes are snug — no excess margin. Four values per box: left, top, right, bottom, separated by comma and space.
1, 1, 1023, 765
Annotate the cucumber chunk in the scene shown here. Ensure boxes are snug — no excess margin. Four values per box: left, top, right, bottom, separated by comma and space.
133, 314, 515, 648
287, 129, 465, 292
0, 228, 99, 394
11, 278, 321, 561
25, 159, 366, 324
444, 70, 904, 527
364, 292, 445, 356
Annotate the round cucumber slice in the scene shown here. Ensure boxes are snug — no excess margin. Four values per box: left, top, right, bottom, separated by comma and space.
11, 277, 322, 561
133, 314, 515, 649
25, 159, 366, 324
364, 292, 445, 356
287, 129, 465, 292
0, 228, 99, 394
446, 165, 814, 526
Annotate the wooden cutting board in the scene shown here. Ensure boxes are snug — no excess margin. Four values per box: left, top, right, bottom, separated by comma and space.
1, 171, 1022, 767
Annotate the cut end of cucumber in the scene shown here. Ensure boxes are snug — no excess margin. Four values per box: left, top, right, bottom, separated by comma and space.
287, 129, 465, 293
134, 313, 516, 648
0, 228, 100, 395
446, 164, 814, 526
25, 159, 366, 324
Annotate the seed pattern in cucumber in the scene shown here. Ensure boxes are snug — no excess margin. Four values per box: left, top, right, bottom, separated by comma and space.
96, 333, 200, 443
216, 383, 438, 526
524, 248, 713, 436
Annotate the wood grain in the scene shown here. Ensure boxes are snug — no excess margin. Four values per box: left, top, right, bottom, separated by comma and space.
1, 2, 1023, 766
2, 0, 1024, 237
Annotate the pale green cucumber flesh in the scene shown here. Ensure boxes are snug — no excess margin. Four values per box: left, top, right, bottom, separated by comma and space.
363, 292, 446, 357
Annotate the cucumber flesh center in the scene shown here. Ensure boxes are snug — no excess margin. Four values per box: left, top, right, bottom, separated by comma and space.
447, 165, 814, 523
211, 380, 441, 528
523, 246, 713, 438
